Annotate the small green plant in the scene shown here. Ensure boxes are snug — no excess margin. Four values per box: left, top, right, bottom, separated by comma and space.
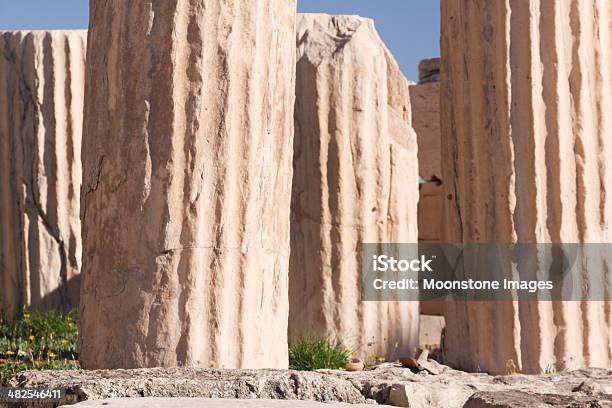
0, 309, 79, 381
288, 337, 351, 371
543, 363, 557, 375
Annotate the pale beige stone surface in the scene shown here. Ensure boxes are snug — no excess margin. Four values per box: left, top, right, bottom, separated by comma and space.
61, 399, 394, 408
410, 59, 446, 317
80, 0, 296, 369
0, 30, 86, 318
410, 58, 443, 245
441, 0, 612, 374
290, 14, 420, 360
12, 366, 612, 408
418, 315, 445, 350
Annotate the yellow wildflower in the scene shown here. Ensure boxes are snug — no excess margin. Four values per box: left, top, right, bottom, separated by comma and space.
48, 352, 57, 358
29, 335, 35, 341
6, 351, 15, 355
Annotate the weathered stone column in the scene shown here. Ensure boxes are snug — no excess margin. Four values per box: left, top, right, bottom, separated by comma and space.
442, 0, 612, 373
0, 31, 86, 318
290, 14, 420, 360
80, 0, 296, 369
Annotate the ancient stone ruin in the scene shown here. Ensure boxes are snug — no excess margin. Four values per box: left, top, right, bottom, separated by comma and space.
410, 58, 442, 245
289, 14, 420, 360
0, 30, 86, 318
441, 0, 612, 374
410, 58, 445, 319
0, 0, 610, 386
79, 0, 297, 369
10, 365, 612, 408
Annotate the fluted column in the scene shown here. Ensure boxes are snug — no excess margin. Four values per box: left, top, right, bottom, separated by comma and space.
80, 0, 296, 369
290, 14, 420, 360
442, 0, 612, 374
0, 31, 86, 318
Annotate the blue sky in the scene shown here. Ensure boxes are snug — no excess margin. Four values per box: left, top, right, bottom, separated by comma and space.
0, 0, 439, 81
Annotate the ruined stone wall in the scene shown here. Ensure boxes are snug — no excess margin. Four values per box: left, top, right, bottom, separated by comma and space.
410, 59, 445, 317
410, 58, 442, 244
290, 14, 420, 360
442, 0, 612, 374
0, 30, 86, 318
79, 0, 296, 369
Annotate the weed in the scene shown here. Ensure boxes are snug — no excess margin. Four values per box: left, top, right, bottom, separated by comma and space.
543, 363, 557, 375
288, 337, 351, 371
0, 310, 79, 381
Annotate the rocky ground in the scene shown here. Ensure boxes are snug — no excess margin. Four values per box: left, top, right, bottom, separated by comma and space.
3, 363, 612, 408
62, 398, 393, 408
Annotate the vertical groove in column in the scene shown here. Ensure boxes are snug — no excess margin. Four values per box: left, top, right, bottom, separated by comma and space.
600, 0, 612, 363
0, 30, 86, 318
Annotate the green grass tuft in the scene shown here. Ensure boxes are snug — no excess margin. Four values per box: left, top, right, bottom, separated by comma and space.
0, 310, 79, 381
288, 337, 351, 371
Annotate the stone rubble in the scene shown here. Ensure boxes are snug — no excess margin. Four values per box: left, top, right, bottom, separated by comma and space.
6, 366, 612, 408
60, 399, 392, 408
